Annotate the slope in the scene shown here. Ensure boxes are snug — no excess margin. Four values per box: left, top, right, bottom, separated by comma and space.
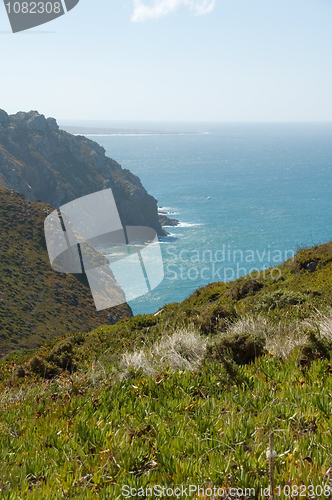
0, 188, 132, 354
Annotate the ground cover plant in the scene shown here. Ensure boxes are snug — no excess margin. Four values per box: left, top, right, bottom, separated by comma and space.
2, 242, 332, 498
1, 313, 332, 499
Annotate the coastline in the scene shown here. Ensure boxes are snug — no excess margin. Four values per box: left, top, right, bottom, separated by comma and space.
158, 207, 180, 230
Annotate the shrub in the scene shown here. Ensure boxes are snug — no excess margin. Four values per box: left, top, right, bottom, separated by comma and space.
206, 330, 266, 365
255, 290, 306, 311
230, 279, 264, 301
196, 303, 235, 334
27, 356, 47, 375
298, 329, 332, 368
15, 365, 26, 378
47, 338, 74, 371
298, 312, 332, 366
27, 355, 60, 378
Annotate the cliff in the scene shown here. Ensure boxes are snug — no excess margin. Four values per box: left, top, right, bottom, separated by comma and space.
0, 189, 132, 354
0, 109, 168, 236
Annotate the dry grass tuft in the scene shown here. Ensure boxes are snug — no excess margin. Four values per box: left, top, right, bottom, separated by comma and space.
226, 315, 268, 337
120, 327, 207, 376
0, 385, 47, 410
225, 310, 332, 360
219, 314, 305, 360
303, 309, 332, 340
265, 325, 305, 359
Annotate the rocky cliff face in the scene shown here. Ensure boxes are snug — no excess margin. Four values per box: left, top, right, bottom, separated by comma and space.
0, 109, 167, 236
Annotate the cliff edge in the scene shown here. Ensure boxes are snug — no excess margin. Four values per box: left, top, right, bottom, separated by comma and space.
0, 109, 168, 236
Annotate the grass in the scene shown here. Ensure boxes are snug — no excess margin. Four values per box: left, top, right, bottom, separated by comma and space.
2, 238, 332, 497
1, 343, 332, 498
1, 308, 332, 498
121, 327, 207, 376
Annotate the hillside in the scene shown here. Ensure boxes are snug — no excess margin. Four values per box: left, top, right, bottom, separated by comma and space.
2, 242, 332, 497
0, 189, 132, 355
6, 238, 332, 367
0, 109, 169, 236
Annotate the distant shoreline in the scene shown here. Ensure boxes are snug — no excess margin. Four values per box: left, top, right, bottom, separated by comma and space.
59, 125, 204, 136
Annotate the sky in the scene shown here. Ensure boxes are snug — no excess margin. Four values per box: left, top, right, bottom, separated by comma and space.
0, 0, 332, 122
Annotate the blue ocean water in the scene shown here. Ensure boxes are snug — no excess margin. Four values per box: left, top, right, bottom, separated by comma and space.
87, 123, 332, 316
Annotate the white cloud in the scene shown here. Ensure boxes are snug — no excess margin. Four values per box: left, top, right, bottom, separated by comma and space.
131, 0, 216, 22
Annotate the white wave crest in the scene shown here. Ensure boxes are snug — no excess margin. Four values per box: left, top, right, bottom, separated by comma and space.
179, 222, 202, 227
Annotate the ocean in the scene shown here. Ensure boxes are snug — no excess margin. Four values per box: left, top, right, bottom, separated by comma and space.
83, 122, 332, 316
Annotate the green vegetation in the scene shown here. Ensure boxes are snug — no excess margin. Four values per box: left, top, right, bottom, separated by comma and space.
1, 322, 332, 498
2, 236, 332, 497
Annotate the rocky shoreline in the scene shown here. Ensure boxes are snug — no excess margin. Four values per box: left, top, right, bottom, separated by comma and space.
158, 208, 179, 229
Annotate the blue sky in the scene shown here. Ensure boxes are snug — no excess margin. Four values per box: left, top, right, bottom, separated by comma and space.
1, 0, 332, 121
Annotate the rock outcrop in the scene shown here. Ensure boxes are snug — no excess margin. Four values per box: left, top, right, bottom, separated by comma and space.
0, 109, 168, 236
158, 214, 179, 227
